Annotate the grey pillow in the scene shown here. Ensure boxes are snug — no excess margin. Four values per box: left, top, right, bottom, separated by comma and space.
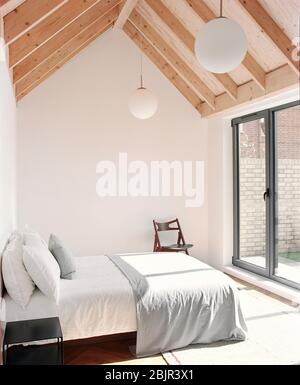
48, 234, 76, 279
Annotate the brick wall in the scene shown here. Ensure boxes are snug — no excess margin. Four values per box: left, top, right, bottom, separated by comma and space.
240, 158, 300, 257
239, 105, 300, 257
240, 106, 300, 159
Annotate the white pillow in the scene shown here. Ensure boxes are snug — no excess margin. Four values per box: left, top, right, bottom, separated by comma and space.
23, 245, 60, 303
9, 230, 24, 243
24, 231, 47, 247
2, 235, 35, 309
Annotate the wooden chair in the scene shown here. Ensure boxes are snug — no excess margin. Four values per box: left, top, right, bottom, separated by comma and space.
153, 218, 193, 255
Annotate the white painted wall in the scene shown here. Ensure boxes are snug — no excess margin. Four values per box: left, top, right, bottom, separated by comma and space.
0, 16, 17, 325
0, 42, 16, 250
17, 30, 208, 258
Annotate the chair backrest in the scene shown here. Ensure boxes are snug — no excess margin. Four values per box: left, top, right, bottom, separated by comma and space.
153, 218, 186, 247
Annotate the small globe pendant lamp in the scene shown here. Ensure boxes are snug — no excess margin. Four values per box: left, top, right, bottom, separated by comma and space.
128, 54, 158, 119
195, 0, 247, 73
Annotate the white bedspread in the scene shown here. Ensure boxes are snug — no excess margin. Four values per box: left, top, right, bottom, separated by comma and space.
110, 252, 247, 356
5, 255, 137, 340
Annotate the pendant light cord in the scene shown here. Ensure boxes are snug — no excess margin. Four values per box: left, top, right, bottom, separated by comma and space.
220, 0, 223, 18
140, 53, 144, 89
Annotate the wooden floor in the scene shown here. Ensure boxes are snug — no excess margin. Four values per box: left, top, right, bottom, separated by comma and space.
64, 336, 166, 365
64, 276, 297, 365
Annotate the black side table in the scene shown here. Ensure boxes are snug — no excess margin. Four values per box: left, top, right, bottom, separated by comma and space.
3, 317, 63, 365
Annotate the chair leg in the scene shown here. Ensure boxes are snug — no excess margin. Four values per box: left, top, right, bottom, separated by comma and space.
185, 249, 189, 255
153, 235, 159, 252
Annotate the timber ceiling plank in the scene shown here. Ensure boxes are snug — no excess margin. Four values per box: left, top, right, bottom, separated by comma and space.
4, 0, 65, 43
238, 0, 300, 75
200, 64, 299, 117
12, 0, 299, 113
114, 0, 139, 29
16, 7, 118, 98
17, 23, 112, 101
145, 0, 237, 100
130, 10, 216, 110
124, 20, 203, 114
13, 0, 121, 83
9, 0, 115, 67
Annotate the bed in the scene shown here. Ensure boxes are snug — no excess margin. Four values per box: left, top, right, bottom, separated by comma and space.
2, 252, 247, 357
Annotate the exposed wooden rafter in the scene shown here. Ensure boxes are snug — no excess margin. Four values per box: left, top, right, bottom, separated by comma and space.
238, 0, 300, 75
114, 0, 139, 29
129, 10, 216, 110
124, 20, 203, 114
200, 64, 299, 117
16, 23, 112, 102
13, 0, 121, 83
2, 0, 297, 114
9, 0, 106, 67
16, 6, 118, 100
145, 0, 238, 100
185, 0, 267, 90
4, 0, 66, 44
0, 0, 13, 6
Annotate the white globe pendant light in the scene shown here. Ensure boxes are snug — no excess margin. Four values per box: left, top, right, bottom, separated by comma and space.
128, 54, 158, 119
195, 0, 247, 74
129, 88, 158, 120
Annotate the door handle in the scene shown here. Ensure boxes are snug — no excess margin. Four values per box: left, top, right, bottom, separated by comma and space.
263, 188, 270, 201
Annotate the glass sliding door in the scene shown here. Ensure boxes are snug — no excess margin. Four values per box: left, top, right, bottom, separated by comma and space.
235, 114, 268, 271
273, 104, 300, 285
233, 100, 300, 290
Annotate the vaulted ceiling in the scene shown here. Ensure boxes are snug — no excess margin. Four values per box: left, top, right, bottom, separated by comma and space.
1, 0, 299, 117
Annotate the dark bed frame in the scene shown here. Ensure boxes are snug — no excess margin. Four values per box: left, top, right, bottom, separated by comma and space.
0, 238, 9, 365
0, 240, 7, 300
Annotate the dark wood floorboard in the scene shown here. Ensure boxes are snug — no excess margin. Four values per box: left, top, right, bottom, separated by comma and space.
64, 337, 136, 365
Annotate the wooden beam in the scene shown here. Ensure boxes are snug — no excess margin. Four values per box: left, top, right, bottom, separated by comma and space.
0, 6, 14, 88
17, 22, 112, 102
4, 0, 66, 44
242, 53, 266, 91
185, 0, 266, 90
0, 0, 11, 5
114, 0, 139, 29
9, 0, 107, 67
124, 20, 203, 114
0, 1, 26, 16
200, 65, 299, 117
238, 0, 299, 75
13, 0, 121, 83
16, 7, 118, 98
146, 0, 194, 51
145, 0, 238, 100
129, 10, 216, 109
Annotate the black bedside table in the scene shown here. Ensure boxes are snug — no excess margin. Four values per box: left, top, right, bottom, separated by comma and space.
2, 317, 63, 365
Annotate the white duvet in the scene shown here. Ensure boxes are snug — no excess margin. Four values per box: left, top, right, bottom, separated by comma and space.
5, 255, 137, 340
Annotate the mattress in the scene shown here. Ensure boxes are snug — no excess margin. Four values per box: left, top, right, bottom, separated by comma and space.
5, 255, 137, 341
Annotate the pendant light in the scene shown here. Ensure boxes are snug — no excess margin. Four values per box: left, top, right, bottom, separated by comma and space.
128, 54, 158, 120
195, 0, 247, 74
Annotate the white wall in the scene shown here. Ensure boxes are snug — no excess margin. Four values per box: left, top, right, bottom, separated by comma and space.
17, 30, 208, 258
0, 17, 17, 325
0, 40, 16, 250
